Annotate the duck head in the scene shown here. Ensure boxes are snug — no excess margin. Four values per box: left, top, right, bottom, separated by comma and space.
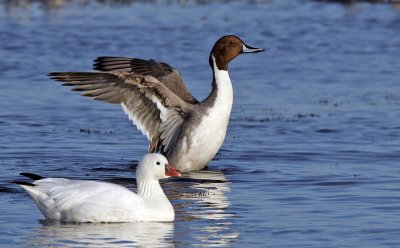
209, 35, 264, 71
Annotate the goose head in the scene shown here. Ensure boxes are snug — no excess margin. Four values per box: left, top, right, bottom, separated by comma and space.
137, 153, 181, 182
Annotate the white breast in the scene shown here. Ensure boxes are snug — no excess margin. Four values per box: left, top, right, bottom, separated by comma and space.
184, 68, 233, 170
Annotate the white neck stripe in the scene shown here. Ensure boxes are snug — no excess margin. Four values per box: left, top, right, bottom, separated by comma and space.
211, 54, 218, 71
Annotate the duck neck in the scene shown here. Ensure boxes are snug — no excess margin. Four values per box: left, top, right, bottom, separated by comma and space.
204, 55, 233, 107
137, 179, 166, 199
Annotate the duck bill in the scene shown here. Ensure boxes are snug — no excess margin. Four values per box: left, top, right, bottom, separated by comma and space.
165, 164, 182, 178
242, 43, 265, 53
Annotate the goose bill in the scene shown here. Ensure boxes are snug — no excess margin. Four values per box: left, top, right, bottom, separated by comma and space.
165, 164, 182, 177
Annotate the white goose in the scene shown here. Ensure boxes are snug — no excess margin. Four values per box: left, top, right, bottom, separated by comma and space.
48, 35, 264, 172
15, 153, 181, 222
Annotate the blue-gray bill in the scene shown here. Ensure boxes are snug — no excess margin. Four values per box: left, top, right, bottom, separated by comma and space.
242, 43, 265, 53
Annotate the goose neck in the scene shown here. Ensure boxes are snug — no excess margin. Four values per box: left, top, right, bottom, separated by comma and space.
138, 179, 165, 198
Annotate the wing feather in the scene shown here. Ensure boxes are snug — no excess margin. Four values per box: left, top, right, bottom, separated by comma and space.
22, 179, 142, 221
159, 112, 183, 153
93, 56, 199, 104
48, 71, 192, 153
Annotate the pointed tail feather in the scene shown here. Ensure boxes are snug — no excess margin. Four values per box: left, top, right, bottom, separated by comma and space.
20, 172, 44, 181
12, 181, 36, 187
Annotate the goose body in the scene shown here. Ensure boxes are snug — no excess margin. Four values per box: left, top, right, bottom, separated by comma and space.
49, 35, 264, 172
15, 154, 181, 222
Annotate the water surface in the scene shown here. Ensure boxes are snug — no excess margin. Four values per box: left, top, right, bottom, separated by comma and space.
0, 0, 400, 247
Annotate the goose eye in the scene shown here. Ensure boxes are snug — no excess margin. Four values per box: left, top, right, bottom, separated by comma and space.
156, 161, 161, 165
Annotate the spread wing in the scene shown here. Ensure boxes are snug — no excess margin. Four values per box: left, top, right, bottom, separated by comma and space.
93, 57, 199, 104
48, 71, 192, 154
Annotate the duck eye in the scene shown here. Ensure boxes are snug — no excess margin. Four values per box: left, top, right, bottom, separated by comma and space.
156, 161, 161, 165
229, 40, 235, 45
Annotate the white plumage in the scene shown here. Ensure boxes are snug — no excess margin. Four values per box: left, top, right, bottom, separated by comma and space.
17, 153, 181, 223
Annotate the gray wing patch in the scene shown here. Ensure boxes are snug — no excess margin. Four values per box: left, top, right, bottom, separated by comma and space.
159, 111, 184, 154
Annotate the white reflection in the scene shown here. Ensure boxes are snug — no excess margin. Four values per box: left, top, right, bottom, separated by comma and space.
170, 169, 239, 246
182, 170, 232, 220
29, 221, 174, 248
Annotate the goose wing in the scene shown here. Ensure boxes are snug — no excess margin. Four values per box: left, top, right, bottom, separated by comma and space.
93, 56, 199, 104
20, 179, 142, 221
48, 71, 192, 154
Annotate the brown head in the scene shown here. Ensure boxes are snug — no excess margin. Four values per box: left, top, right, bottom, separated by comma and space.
209, 35, 264, 71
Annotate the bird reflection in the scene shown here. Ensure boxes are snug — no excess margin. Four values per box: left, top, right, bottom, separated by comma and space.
164, 168, 239, 246
174, 170, 231, 220
29, 221, 174, 247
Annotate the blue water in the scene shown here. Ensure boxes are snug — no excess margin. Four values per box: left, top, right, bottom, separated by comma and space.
1, 0, 400, 247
